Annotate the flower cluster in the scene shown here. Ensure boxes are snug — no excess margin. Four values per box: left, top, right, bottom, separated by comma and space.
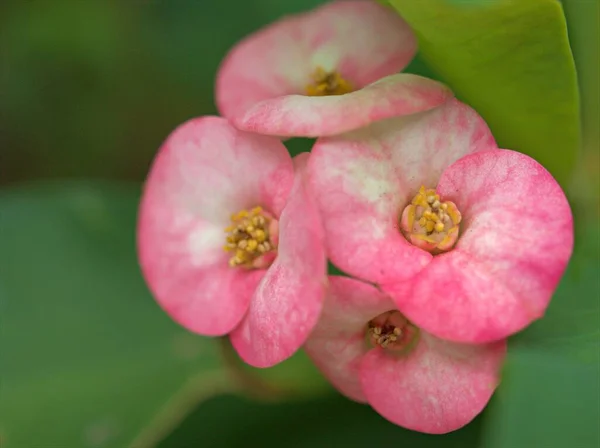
137, 0, 573, 435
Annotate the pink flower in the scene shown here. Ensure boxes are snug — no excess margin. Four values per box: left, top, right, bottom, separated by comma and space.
305, 276, 506, 434
215, 0, 452, 138
137, 116, 326, 367
308, 99, 573, 344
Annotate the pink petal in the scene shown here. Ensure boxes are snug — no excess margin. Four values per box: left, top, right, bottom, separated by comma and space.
216, 0, 417, 124
233, 74, 453, 138
360, 333, 506, 434
137, 116, 294, 335
304, 276, 396, 402
230, 154, 327, 367
308, 99, 496, 285
387, 149, 574, 343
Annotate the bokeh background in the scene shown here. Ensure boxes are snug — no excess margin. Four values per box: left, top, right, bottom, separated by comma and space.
1, 0, 598, 447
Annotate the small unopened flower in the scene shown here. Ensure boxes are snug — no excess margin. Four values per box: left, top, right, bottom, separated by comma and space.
137, 117, 326, 367
309, 99, 573, 343
216, 0, 452, 138
305, 276, 506, 434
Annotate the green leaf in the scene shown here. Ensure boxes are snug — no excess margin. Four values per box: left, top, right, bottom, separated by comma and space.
482, 219, 600, 447
483, 350, 600, 448
0, 182, 226, 447
388, 0, 580, 185
159, 393, 484, 448
561, 0, 600, 216
562, 0, 599, 150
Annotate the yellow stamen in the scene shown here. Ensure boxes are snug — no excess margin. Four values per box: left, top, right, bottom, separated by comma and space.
398, 185, 462, 253
306, 66, 353, 97
246, 239, 258, 252
254, 229, 266, 242
224, 206, 276, 268
366, 310, 419, 352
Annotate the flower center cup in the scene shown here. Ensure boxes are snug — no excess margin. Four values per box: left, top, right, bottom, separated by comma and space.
224, 206, 278, 269
305, 66, 353, 96
400, 186, 462, 253
367, 310, 419, 353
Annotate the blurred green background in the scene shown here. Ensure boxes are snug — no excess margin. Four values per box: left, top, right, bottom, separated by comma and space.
1, 0, 598, 447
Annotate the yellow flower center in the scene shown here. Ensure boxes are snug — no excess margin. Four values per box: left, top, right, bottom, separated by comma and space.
224, 206, 277, 268
305, 66, 353, 96
367, 310, 419, 352
400, 186, 462, 253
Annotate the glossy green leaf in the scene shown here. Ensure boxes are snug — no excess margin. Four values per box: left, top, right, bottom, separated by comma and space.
0, 182, 226, 447
562, 0, 599, 150
561, 0, 600, 214
389, 0, 580, 185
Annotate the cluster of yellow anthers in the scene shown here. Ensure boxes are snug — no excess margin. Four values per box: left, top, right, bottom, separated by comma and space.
306, 66, 353, 96
411, 186, 460, 234
369, 325, 403, 349
224, 206, 273, 267
401, 185, 462, 252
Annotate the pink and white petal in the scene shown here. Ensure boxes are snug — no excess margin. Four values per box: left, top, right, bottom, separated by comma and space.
384, 256, 526, 343
216, 16, 309, 124
142, 116, 294, 225
137, 116, 294, 335
138, 200, 266, 335
305, 276, 396, 402
303, 0, 417, 87
442, 151, 573, 307
230, 154, 327, 367
308, 99, 495, 284
389, 149, 574, 343
364, 98, 497, 190
216, 0, 417, 123
360, 333, 506, 434
233, 74, 452, 138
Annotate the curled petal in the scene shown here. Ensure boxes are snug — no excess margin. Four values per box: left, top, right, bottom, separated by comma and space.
137, 116, 294, 335
387, 149, 574, 343
308, 99, 495, 285
360, 333, 506, 434
230, 154, 327, 367
216, 0, 417, 124
233, 74, 453, 138
305, 276, 395, 402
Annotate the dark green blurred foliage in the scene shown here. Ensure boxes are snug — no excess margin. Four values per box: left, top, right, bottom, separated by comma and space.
1, 0, 598, 447
0, 182, 224, 447
160, 393, 483, 448
0, 0, 325, 184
